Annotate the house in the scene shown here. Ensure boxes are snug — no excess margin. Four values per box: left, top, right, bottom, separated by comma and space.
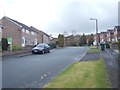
93, 33, 100, 45
99, 32, 107, 43
42, 32, 50, 44
0, 16, 38, 47
106, 29, 114, 42
0, 25, 3, 41
64, 35, 74, 46
64, 35, 80, 46
113, 26, 120, 42
30, 26, 43, 44
30, 26, 50, 44
0, 24, 3, 46
50, 38, 58, 44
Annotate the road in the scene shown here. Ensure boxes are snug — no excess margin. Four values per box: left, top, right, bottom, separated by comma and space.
2, 47, 88, 88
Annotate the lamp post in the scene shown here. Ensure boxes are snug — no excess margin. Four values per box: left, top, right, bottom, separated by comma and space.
90, 18, 98, 49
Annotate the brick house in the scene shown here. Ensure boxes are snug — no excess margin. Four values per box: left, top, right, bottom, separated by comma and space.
0, 25, 3, 46
99, 32, 107, 43
93, 33, 100, 45
64, 35, 80, 46
42, 32, 50, 44
30, 26, 50, 44
0, 16, 38, 47
106, 29, 114, 42
50, 38, 58, 44
113, 26, 120, 42
30, 26, 43, 44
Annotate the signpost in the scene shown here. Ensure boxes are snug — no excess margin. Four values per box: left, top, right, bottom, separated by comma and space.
7, 37, 12, 51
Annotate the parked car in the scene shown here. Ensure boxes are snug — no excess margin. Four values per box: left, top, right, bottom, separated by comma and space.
32, 43, 51, 54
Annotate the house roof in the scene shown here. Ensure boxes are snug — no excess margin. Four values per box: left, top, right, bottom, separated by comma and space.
30, 26, 50, 37
115, 26, 120, 30
2, 16, 38, 33
107, 29, 114, 33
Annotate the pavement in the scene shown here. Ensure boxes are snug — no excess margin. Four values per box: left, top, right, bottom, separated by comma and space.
80, 48, 119, 88
101, 49, 119, 88
80, 52, 100, 62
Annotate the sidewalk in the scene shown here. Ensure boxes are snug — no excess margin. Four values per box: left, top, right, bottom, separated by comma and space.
80, 52, 100, 62
101, 49, 118, 88
80, 48, 119, 88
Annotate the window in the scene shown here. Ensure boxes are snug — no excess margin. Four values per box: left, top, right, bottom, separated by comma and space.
22, 28, 25, 32
26, 29, 30, 34
31, 31, 35, 35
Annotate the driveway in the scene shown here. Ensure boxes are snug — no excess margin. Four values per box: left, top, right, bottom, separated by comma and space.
2, 47, 88, 88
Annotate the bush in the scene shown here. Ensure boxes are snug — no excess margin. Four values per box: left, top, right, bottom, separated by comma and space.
48, 43, 57, 49
118, 39, 120, 52
2, 38, 8, 50
12, 45, 22, 51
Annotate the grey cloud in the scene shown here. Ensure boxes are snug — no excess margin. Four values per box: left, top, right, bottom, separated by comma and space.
45, 0, 118, 37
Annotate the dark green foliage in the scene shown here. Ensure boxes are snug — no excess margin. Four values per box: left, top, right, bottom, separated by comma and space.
48, 43, 57, 49
58, 34, 64, 47
2, 38, 8, 50
79, 34, 87, 46
87, 34, 94, 46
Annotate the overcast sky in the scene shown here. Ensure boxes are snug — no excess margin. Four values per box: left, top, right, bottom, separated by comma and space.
0, 0, 119, 37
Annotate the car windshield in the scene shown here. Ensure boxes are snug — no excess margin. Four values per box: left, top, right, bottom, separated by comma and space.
37, 44, 44, 47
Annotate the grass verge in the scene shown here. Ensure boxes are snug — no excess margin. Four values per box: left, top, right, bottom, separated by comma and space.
44, 60, 110, 88
88, 46, 100, 53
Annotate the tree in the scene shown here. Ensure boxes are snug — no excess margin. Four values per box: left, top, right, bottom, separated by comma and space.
80, 34, 87, 46
87, 34, 94, 46
58, 34, 64, 47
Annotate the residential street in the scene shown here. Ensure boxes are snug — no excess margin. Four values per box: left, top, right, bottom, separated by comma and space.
2, 47, 88, 88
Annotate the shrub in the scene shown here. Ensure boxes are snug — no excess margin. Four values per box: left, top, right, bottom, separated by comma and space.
2, 38, 8, 50
118, 39, 120, 52
48, 43, 57, 49
12, 45, 22, 51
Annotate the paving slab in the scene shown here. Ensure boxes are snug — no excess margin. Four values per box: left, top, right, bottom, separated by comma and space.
101, 49, 119, 88
79, 52, 100, 62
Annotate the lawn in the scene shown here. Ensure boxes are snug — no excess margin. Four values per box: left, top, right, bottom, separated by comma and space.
88, 46, 100, 53
44, 60, 110, 88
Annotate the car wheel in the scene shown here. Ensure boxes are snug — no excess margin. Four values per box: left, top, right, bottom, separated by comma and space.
32, 51, 35, 54
48, 50, 50, 53
42, 50, 44, 54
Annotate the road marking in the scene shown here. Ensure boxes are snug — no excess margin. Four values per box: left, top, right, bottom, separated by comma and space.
79, 52, 87, 61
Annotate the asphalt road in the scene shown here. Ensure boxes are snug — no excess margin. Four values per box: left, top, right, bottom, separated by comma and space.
2, 47, 88, 88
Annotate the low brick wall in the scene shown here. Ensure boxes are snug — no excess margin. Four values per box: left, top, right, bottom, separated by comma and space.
2, 46, 33, 57
2, 50, 31, 57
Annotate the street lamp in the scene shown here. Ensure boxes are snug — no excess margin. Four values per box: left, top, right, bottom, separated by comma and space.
90, 18, 98, 49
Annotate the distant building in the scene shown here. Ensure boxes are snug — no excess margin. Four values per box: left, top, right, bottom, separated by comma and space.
99, 32, 107, 43
106, 29, 114, 42
64, 35, 80, 46
50, 38, 58, 44
93, 33, 100, 45
113, 26, 120, 42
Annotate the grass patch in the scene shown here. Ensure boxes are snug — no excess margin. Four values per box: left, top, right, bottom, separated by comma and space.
88, 46, 100, 53
45, 60, 110, 88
